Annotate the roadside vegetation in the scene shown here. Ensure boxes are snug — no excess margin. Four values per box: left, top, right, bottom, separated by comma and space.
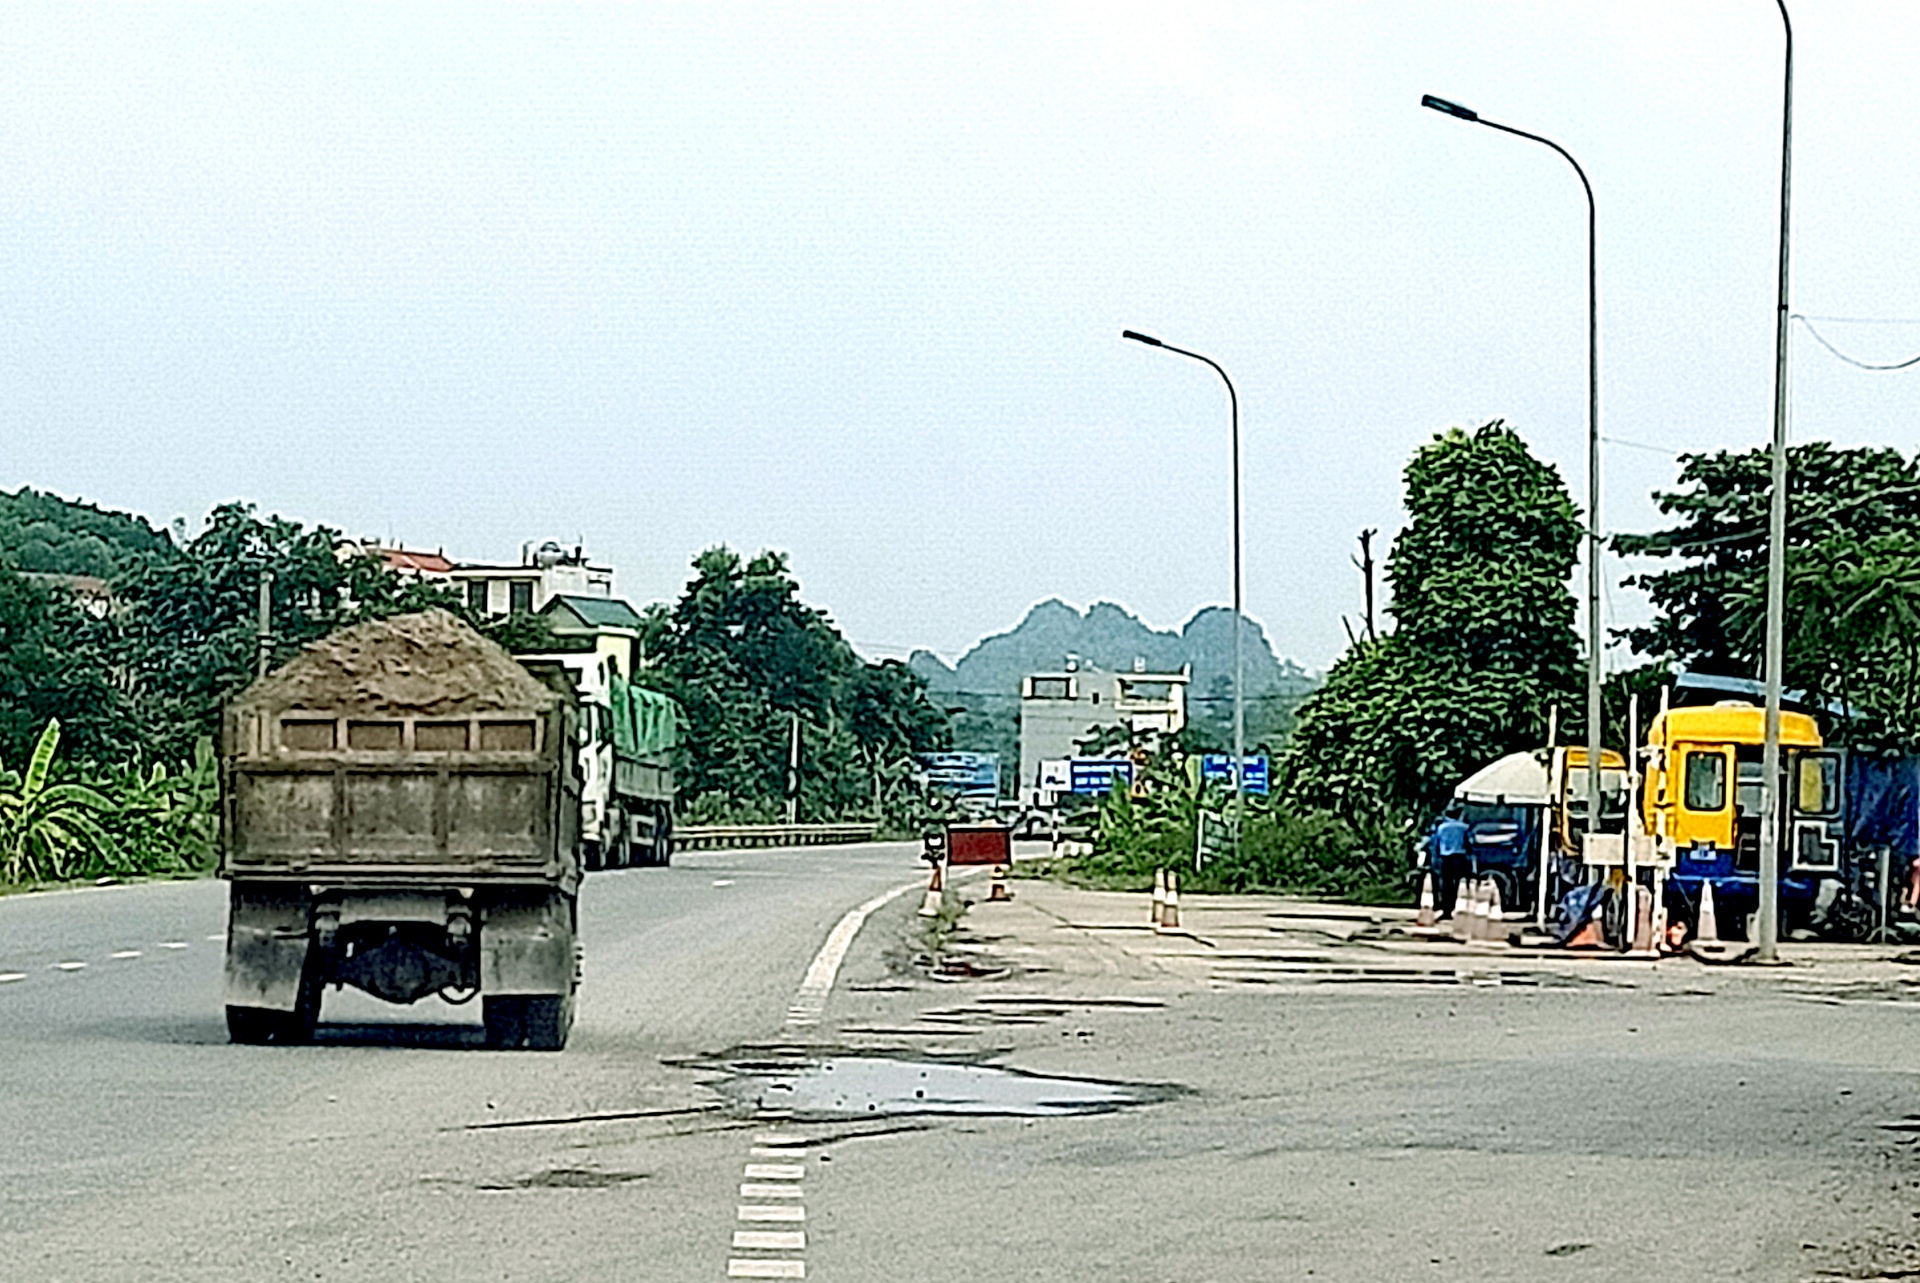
0, 489, 958, 888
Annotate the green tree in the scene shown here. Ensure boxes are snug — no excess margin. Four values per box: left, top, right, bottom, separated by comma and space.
0, 569, 131, 767
646, 547, 950, 820
109, 503, 461, 761
1281, 420, 1581, 826
1616, 443, 1920, 747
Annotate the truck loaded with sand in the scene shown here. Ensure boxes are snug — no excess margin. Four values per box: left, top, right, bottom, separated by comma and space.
218, 608, 661, 1050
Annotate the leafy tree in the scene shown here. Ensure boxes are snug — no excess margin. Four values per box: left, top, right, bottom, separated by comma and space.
1616, 444, 1920, 747
0, 720, 114, 884
108, 503, 462, 761
0, 486, 170, 578
1281, 421, 1582, 827
0, 569, 132, 767
645, 547, 951, 820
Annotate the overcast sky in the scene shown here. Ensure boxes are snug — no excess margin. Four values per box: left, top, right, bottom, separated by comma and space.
4, 2, 1918, 670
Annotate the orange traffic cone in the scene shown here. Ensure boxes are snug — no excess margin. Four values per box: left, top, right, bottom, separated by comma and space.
1152, 868, 1166, 927
1449, 882, 1471, 940
988, 862, 1013, 902
917, 861, 945, 919
1414, 870, 1439, 931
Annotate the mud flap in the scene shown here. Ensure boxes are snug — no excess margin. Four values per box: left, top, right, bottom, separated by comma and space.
481, 892, 576, 996
225, 883, 313, 1013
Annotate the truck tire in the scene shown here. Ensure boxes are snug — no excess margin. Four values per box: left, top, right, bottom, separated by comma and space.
483, 994, 572, 1051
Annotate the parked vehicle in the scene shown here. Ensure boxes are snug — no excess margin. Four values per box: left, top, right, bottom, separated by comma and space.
219, 610, 588, 1049
1639, 702, 1877, 939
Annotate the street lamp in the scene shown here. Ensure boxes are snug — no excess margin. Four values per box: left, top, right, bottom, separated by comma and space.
1756, 0, 1795, 964
1122, 330, 1245, 856
1422, 93, 1605, 921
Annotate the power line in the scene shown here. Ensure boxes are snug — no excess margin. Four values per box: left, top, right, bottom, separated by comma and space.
1794, 314, 1920, 371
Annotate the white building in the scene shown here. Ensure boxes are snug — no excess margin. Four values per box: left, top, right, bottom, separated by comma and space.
448, 540, 615, 618
1017, 657, 1189, 805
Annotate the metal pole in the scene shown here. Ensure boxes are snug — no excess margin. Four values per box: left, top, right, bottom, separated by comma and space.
1420, 96, 1603, 878
1758, 0, 1794, 964
785, 711, 801, 826
255, 571, 273, 679
1121, 330, 1244, 864
1536, 704, 1558, 930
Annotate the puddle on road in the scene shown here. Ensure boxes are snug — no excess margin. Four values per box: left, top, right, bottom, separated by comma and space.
704, 1050, 1175, 1121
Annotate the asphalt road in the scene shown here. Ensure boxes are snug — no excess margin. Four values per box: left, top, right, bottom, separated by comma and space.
5, 853, 1920, 1283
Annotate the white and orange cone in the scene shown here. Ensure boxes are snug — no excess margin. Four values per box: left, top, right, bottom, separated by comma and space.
1485, 878, 1508, 945
988, 862, 1013, 902
1695, 880, 1720, 948
1414, 870, 1439, 931
1157, 869, 1181, 932
1450, 882, 1471, 940
1152, 868, 1166, 927
917, 861, 945, 919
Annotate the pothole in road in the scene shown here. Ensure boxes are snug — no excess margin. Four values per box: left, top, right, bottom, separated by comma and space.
701, 1049, 1177, 1120
474, 1167, 651, 1191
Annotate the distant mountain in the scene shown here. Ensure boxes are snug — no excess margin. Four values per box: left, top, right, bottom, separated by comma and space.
0, 487, 172, 579
909, 599, 1314, 704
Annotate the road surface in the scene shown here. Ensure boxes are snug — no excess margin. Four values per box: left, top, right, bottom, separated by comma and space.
4, 849, 1919, 1282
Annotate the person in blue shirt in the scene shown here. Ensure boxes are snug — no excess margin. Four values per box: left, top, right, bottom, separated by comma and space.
1429, 805, 1471, 919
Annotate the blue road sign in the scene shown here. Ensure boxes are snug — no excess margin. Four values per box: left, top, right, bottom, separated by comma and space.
1069, 758, 1135, 796
916, 752, 1000, 799
1201, 754, 1270, 795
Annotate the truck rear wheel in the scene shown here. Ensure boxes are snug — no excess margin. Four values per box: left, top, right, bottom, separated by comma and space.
483, 994, 573, 1051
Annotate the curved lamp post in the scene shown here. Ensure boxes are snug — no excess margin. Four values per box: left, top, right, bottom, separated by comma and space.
1756, 0, 1794, 963
1122, 330, 1244, 858
1421, 93, 1604, 916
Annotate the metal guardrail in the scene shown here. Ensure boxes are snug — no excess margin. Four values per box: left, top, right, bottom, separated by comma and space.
673, 823, 879, 852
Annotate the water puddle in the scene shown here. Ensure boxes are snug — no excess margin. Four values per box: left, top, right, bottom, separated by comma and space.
704, 1050, 1175, 1120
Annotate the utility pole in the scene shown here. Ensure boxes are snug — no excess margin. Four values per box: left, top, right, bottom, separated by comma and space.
255, 571, 274, 679
785, 711, 801, 826
1352, 528, 1378, 642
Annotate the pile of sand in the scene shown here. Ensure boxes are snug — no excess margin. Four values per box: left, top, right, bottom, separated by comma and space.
238, 609, 558, 716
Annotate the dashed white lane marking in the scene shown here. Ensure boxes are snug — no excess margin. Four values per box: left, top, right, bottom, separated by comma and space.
0, 973, 25, 983
712, 879, 736, 887
742, 1164, 804, 1180
110, 950, 142, 960
738, 1205, 806, 1223
205, 934, 226, 942
740, 1183, 804, 1199
785, 876, 924, 1028
51, 961, 86, 972
733, 1231, 806, 1251
726, 1262, 804, 1279
157, 942, 189, 950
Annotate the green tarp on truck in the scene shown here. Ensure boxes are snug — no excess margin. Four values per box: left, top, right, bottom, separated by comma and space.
609, 676, 680, 759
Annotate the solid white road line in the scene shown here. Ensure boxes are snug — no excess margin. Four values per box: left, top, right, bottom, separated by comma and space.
726, 1261, 804, 1279
738, 1205, 806, 1223
742, 1164, 805, 1180
740, 1183, 805, 1199
733, 1231, 806, 1251
785, 875, 924, 1029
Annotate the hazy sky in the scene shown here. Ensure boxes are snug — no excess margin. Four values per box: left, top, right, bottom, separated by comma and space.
5, 2, 1918, 670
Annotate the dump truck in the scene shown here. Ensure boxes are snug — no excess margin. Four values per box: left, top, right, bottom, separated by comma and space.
520, 651, 677, 869
219, 609, 585, 1049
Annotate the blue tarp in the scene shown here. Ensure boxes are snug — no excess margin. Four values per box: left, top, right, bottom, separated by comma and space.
1848, 756, 1919, 857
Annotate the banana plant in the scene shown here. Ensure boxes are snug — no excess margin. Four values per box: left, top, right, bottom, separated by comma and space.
0, 720, 115, 885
